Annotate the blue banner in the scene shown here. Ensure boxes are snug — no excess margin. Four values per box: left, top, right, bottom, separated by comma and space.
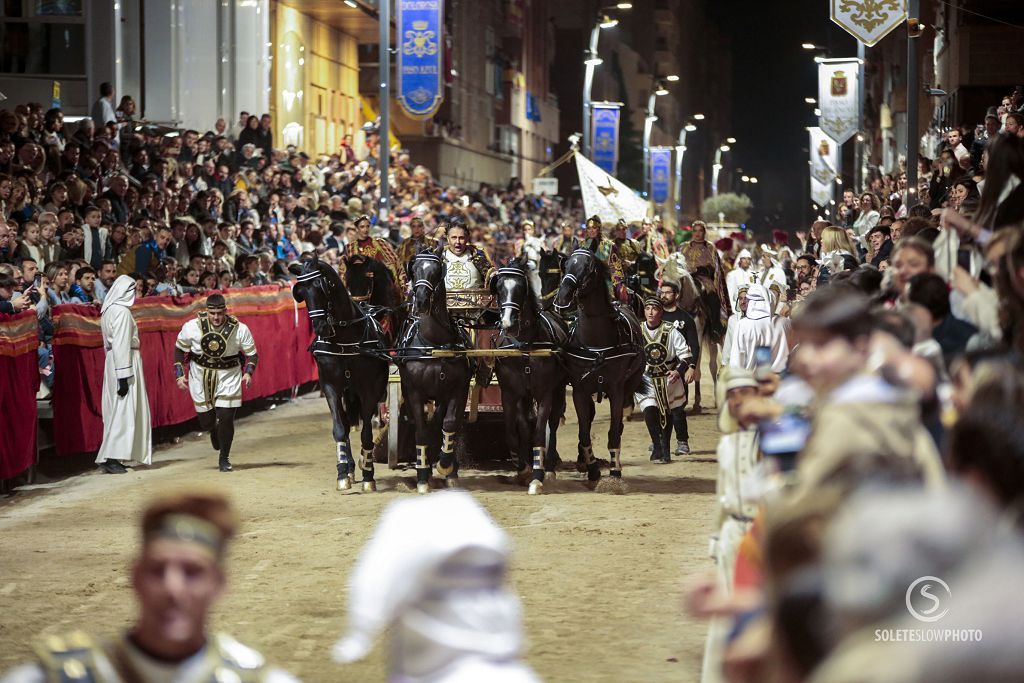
397, 0, 445, 119
650, 147, 672, 205
591, 103, 621, 175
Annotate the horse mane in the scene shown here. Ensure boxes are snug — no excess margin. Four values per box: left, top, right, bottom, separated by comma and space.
358, 256, 396, 307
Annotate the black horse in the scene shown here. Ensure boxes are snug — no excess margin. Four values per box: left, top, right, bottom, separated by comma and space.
292, 255, 390, 491
397, 251, 472, 493
490, 258, 569, 494
626, 251, 660, 316
553, 249, 645, 485
343, 253, 404, 340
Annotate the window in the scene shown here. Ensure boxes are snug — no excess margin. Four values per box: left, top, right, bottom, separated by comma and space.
0, 0, 85, 75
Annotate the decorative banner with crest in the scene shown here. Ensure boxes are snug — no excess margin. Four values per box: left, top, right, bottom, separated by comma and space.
397, 0, 445, 119
591, 102, 622, 176
831, 0, 906, 47
650, 147, 672, 206
817, 59, 859, 144
809, 127, 837, 209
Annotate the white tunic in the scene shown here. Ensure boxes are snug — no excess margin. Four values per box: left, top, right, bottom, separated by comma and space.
521, 235, 545, 297
728, 285, 788, 373
633, 322, 692, 412
95, 276, 152, 466
175, 316, 256, 412
443, 249, 482, 290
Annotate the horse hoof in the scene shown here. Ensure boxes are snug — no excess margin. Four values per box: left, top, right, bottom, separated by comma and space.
528, 480, 544, 495
586, 462, 602, 482
544, 470, 557, 482
336, 476, 353, 491
691, 404, 702, 415
444, 476, 460, 489
362, 480, 377, 493
416, 482, 431, 495
610, 469, 623, 479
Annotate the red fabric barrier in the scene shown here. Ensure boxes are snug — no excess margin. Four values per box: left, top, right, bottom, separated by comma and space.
51, 286, 317, 455
0, 312, 40, 479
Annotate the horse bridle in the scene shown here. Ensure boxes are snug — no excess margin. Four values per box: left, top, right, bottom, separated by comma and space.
554, 249, 596, 310
411, 253, 443, 307
347, 259, 375, 303
495, 266, 529, 321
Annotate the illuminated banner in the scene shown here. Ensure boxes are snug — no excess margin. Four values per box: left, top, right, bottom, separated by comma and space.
575, 152, 649, 224
831, 0, 906, 47
818, 59, 859, 144
591, 102, 621, 175
397, 0, 444, 119
650, 146, 672, 206
809, 127, 837, 208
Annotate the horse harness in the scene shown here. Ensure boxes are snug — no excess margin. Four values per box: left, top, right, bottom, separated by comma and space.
297, 267, 390, 370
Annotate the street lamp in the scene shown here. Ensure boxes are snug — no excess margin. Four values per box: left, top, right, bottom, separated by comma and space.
804, 97, 816, 104
666, 74, 680, 82
726, 137, 737, 144
749, 176, 758, 183
675, 126, 689, 214
642, 79, 670, 198
582, 4, 632, 158
684, 123, 697, 132
693, 113, 705, 120
741, 175, 750, 182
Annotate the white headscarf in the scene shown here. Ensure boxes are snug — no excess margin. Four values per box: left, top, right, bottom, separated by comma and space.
101, 274, 137, 313
333, 492, 528, 680
737, 248, 752, 261
743, 283, 772, 321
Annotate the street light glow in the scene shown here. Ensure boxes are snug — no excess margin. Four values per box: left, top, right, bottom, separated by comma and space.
616, 2, 633, 8
599, 15, 618, 28
666, 74, 680, 82
693, 113, 705, 120
802, 42, 816, 50
813, 107, 822, 116
685, 123, 697, 132
720, 144, 730, 152
741, 175, 750, 182
726, 137, 737, 144
655, 86, 668, 96
805, 97, 816, 104
750, 177, 758, 183
584, 54, 603, 66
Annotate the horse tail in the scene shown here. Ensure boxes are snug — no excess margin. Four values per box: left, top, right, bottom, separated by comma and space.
342, 390, 362, 428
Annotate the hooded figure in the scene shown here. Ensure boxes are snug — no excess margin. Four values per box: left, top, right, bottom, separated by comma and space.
95, 275, 152, 472
334, 491, 540, 683
728, 283, 788, 372
726, 248, 754, 306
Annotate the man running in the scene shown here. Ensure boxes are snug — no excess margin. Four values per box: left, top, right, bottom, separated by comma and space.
174, 293, 258, 472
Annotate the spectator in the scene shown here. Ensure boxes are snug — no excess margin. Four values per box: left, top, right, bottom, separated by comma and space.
90, 82, 117, 128
43, 262, 71, 305
0, 271, 31, 313
852, 192, 880, 236
119, 224, 172, 277
866, 224, 893, 268
69, 266, 97, 304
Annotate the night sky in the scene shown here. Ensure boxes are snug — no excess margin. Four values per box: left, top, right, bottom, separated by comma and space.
709, 0, 862, 234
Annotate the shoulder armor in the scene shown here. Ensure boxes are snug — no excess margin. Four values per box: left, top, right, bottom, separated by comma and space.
33, 631, 103, 683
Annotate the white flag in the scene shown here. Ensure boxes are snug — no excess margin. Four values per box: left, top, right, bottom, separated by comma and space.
808, 127, 839, 186
575, 152, 649, 224
831, 0, 906, 47
818, 60, 859, 144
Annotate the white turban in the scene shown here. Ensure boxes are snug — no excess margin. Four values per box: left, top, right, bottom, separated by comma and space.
737, 248, 752, 260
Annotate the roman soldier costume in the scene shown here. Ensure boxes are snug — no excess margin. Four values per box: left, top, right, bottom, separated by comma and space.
174, 294, 258, 471
442, 243, 494, 292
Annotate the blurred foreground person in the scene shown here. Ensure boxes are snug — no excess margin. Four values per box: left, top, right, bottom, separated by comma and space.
333, 491, 540, 683
1, 492, 299, 683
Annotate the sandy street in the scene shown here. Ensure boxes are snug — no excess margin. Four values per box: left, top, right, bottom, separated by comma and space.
0, 382, 720, 682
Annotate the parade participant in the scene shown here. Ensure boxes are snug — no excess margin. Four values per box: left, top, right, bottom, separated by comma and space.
611, 218, 642, 271
174, 293, 258, 472
682, 220, 731, 337
772, 229, 795, 265
513, 219, 546, 296
659, 281, 700, 456
345, 214, 407, 300
637, 217, 670, 266
720, 285, 749, 369
579, 215, 628, 302
754, 244, 787, 291
1, 492, 299, 683
634, 296, 694, 464
441, 221, 494, 291
713, 237, 735, 270
551, 219, 579, 255
333, 491, 540, 683
95, 275, 152, 474
727, 283, 788, 372
396, 215, 436, 269
702, 367, 761, 683
726, 248, 753, 308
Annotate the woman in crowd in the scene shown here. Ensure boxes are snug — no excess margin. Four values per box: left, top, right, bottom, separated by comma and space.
178, 266, 202, 294
43, 262, 72, 305
852, 192, 881, 236
816, 226, 860, 284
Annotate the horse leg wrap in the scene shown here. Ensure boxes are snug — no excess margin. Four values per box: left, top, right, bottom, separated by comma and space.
531, 447, 546, 482
336, 441, 352, 479
609, 448, 623, 478
436, 430, 456, 476
359, 447, 375, 480
416, 444, 430, 484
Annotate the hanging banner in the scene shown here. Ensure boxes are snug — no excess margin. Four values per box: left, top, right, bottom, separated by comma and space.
575, 152, 649, 224
810, 176, 834, 209
808, 127, 838, 186
650, 146, 672, 206
591, 102, 622, 176
831, 0, 906, 47
818, 59, 859, 144
397, 0, 445, 119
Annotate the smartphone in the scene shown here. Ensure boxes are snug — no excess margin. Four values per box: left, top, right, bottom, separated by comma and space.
758, 413, 812, 468
754, 345, 773, 381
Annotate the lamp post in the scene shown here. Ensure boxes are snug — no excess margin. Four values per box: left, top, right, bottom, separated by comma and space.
642, 79, 669, 198
712, 141, 732, 196
582, 3, 632, 159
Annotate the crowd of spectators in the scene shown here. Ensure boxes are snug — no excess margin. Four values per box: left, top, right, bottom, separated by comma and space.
696, 86, 1024, 682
